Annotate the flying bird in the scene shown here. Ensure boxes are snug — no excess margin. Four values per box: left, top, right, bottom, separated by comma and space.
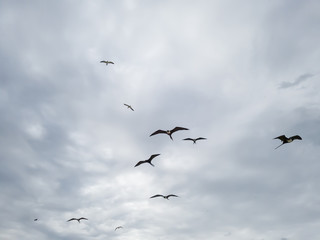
115, 226, 123, 231
100, 60, 114, 65
124, 104, 134, 111
150, 194, 179, 200
183, 137, 207, 144
134, 154, 160, 167
150, 127, 189, 140
274, 135, 302, 149
34, 218, 38, 221
67, 217, 88, 223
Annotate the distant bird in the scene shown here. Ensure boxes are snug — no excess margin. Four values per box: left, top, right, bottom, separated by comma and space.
100, 60, 114, 65
150, 127, 189, 140
150, 194, 179, 200
183, 137, 207, 144
115, 226, 123, 231
274, 135, 302, 149
67, 217, 88, 223
124, 104, 134, 111
134, 154, 160, 167
34, 218, 38, 221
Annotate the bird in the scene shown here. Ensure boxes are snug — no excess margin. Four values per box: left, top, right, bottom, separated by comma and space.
274, 135, 302, 149
115, 226, 123, 231
150, 194, 179, 200
67, 217, 88, 223
183, 137, 207, 144
100, 60, 114, 65
124, 104, 134, 111
150, 127, 189, 140
134, 154, 160, 167
34, 218, 38, 221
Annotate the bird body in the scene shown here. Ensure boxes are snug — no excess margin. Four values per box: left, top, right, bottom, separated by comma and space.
150, 127, 189, 140
67, 217, 88, 223
183, 137, 207, 144
100, 60, 114, 65
124, 104, 134, 111
134, 154, 160, 167
274, 135, 302, 149
150, 194, 179, 200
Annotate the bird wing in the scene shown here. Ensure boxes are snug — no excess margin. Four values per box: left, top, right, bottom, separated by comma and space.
274, 135, 288, 142
134, 160, 146, 167
100, 61, 107, 63
79, 217, 88, 221
183, 138, 194, 141
149, 154, 160, 161
115, 226, 123, 231
291, 135, 302, 140
171, 127, 189, 133
124, 104, 129, 107
150, 194, 164, 198
150, 129, 167, 136
195, 137, 207, 141
67, 218, 77, 222
108, 61, 114, 64
129, 106, 134, 111
167, 194, 179, 198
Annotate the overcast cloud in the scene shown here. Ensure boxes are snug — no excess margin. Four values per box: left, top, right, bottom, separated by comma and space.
1, 1, 320, 240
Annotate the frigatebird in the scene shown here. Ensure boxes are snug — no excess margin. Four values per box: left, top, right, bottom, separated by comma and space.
150, 127, 189, 140
274, 135, 302, 149
183, 137, 207, 144
134, 154, 160, 167
115, 226, 123, 231
67, 217, 88, 223
124, 104, 134, 111
100, 60, 114, 65
150, 194, 179, 200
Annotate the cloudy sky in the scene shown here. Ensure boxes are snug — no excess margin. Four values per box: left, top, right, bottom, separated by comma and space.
0, 0, 320, 239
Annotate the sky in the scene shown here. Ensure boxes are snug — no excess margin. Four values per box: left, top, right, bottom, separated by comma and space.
0, 0, 320, 239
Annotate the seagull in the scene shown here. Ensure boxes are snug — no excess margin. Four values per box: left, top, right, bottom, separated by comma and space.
100, 60, 114, 65
150, 194, 179, 200
183, 137, 207, 144
67, 217, 88, 223
115, 226, 123, 231
150, 127, 189, 140
124, 104, 134, 111
134, 154, 160, 167
274, 135, 302, 149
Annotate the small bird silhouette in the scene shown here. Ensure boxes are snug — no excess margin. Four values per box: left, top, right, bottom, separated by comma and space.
274, 135, 302, 149
150, 127, 189, 140
134, 154, 160, 167
124, 104, 134, 111
115, 226, 123, 231
183, 137, 207, 144
67, 217, 88, 223
100, 60, 114, 65
34, 218, 38, 221
150, 194, 179, 200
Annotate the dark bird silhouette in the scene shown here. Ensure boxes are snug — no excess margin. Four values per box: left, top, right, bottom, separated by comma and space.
115, 226, 123, 231
124, 104, 134, 111
150, 194, 179, 200
67, 217, 88, 223
134, 154, 160, 167
100, 60, 114, 65
150, 127, 189, 140
183, 137, 207, 144
34, 218, 38, 221
274, 135, 302, 149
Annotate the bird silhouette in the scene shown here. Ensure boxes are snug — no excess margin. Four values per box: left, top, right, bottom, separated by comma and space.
183, 137, 207, 144
274, 135, 302, 149
115, 226, 123, 231
150, 127, 189, 140
124, 104, 134, 111
134, 154, 160, 167
34, 218, 38, 221
100, 60, 114, 65
150, 194, 179, 200
67, 217, 88, 223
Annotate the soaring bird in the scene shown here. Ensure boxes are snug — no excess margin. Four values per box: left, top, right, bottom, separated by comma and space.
150, 127, 189, 140
124, 104, 134, 111
150, 194, 179, 200
134, 154, 160, 167
274, 135, 302, 149
100, 60, 114, 65
115, 226, 123, 231
67, 217, 88, 223
183, 137, 207, 144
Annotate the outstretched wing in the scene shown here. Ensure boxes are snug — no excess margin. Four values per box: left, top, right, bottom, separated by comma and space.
195, 137, 207, 141
167, 194, 179, 198
115, 226, 123, 231
171, 127, 189, 133
150, 194, 164, 198
100, 60, 107, 63
148, 154, 160, 161
79, 217, 88, 221
67, 218, 77, 222
134, 160, 146, 167
291, 135, 302, 140
183, 138, 194, 141
274, 135, 288, 142
150, 129, 167, 136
